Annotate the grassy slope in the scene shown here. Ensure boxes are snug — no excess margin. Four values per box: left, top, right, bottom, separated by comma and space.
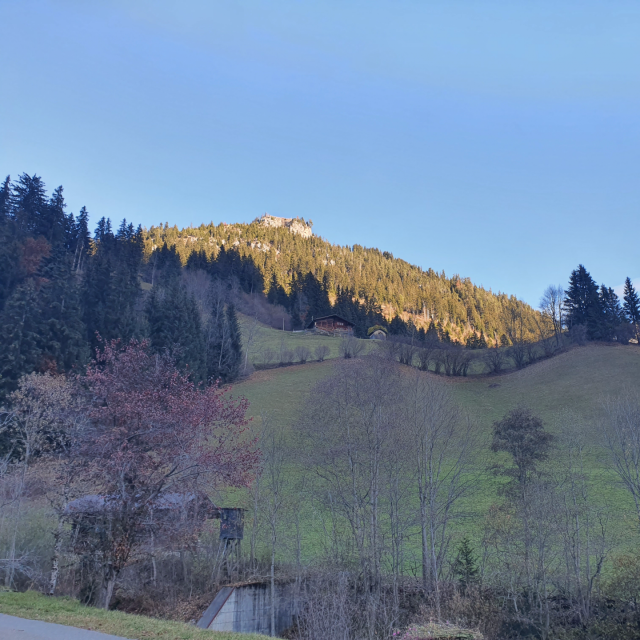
238, 343, 640, 432
233, 344, 640, 553
238, 313, 375, 367
0, 592, 268, 640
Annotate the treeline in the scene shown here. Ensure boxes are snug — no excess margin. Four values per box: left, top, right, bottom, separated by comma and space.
144, 217, 542, 343
560, 264, 640, 343
0, 174, 243, 398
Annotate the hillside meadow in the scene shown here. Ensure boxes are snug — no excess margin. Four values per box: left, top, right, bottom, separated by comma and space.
233, 342, 640, 562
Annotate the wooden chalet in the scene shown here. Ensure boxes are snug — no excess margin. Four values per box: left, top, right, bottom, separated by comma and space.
307, 314, 354, 335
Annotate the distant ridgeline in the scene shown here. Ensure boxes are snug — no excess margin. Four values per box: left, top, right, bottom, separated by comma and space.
145, 213, 541, 344
0, 173, 541, 396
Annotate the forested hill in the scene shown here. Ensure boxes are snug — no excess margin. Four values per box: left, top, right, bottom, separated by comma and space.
0, 173, 541, 398
146, 214, 541, 344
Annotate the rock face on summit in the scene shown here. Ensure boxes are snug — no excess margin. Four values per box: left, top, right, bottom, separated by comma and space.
258, 214, 313, 238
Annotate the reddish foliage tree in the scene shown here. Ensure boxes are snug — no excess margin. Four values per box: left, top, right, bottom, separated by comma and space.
77, 339, 258, 608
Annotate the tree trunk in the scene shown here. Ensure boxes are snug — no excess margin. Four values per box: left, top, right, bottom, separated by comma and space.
48, 518, 65, 595
270, 549, 276, 637
103, 575, 116, 610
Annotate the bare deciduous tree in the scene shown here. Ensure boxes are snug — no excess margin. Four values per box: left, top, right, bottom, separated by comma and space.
405, 373, 478, 618
315, 344, 330, 362
539, 285, 565, 347
295, 345, 312, 364
602, 391, 640, 530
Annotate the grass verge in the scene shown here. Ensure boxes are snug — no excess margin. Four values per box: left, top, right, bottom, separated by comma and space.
0, 591, 268, 640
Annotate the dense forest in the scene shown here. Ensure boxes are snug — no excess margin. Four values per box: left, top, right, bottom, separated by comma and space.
145, 215, 544, 343
1, 173, 637, 399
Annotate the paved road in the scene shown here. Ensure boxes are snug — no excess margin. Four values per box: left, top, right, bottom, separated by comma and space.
0, 613, 130, 640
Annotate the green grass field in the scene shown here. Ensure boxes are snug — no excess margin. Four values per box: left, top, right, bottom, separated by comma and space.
0, 591, 268, 639
238, 313, 376, 367
232, 342, 640, 560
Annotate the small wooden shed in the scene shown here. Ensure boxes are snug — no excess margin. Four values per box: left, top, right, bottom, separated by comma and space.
307, 314, 354, 335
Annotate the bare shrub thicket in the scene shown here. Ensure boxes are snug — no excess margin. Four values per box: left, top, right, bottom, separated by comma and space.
314, 344, 330, 362
339, 335, 366, 359
295, 345, 312, 364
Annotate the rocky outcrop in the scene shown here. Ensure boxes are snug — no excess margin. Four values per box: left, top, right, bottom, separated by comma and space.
257, 214, 313, 238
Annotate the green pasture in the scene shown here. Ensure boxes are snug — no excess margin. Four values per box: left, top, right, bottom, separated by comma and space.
231, 343, 640, 564
238, 313, 376, 367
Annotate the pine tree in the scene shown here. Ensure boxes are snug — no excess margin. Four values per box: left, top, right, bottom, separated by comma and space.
73, 206, 91, 272
46, 185, 67, 246
35, 246, 89, 372
623, 277, 640, 342
223, 304, 243, 382
12, 173, 48, 236
452, 537, 479, 593
0, 281, 41, 396
0, 175, 10, 223
597, 285, 622, 341
565, 265, 603, 339
146, 284, 206, 383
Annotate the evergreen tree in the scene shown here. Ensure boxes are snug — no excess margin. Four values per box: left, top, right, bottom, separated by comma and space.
205, 292, 243, 384
0, 281, 41, 395
146, 284, 206, 383
425, 320, 440, 343
452, 537, 479, 593
597, 285, 622, 341
224, 304, 243, 382
0, 175, 10, 223
11, 173, 48, 236
623, 277, 640, 341
565, 265, 603, 339
73, 206, 91, 272
35, 246, 89, 372
46, 185, 67, 246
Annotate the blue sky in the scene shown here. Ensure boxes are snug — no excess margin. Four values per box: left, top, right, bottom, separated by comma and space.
1, 1, 638, 306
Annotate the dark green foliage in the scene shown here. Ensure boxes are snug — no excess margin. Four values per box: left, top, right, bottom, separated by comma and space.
205, 289, 243, 383
267, 272, 289, 308
565, 264, 604, 340
35, 247, 88, 372
597, 285, 622, 341
0, 281, 42, 394
83, 218, 143, 351
146, 284, 206, 383
0, 175, 11, 222
452, 537, 479, 593
623, 277, 640, 336
11, 173, 48, 236
425, 320, 440, 343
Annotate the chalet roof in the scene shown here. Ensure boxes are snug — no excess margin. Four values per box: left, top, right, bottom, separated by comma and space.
306, 314, 355, 329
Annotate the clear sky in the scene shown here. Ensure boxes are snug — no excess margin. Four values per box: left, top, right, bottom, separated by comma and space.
1, 1, 639, 306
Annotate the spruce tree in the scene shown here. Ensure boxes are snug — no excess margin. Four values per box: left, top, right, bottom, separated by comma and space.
597, 285, 622, 341
452, 537, 479, 593
623, 277, 640, 341
0, 281, 41, 396
0, 175, 10, 223
565, 265, 602, 339
147, 284, 206, 383
223, 304, 243, 382
12, 173, 48, 236
35, 246, 89, 372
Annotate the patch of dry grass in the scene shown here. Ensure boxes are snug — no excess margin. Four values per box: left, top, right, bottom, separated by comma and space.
0, 591, 268, 640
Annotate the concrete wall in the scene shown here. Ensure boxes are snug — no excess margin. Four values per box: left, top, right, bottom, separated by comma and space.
199, 582, 297, 637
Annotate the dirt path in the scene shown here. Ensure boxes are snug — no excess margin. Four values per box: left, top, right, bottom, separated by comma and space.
0, 613, 129, 640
